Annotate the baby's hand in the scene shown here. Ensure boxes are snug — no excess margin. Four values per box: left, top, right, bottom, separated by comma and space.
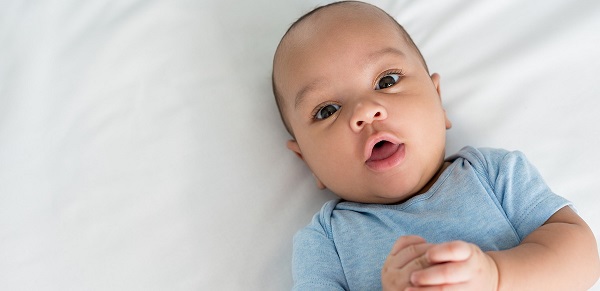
382, 235, 433, 291
407, 240, 499, 291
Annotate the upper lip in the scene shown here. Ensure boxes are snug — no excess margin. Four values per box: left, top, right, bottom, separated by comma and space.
363, 132, 402, 162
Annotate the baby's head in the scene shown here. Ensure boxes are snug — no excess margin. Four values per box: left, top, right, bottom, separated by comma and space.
272, 1, 452, 204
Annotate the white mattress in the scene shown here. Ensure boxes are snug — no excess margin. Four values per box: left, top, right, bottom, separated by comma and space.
1, 0, 599, 289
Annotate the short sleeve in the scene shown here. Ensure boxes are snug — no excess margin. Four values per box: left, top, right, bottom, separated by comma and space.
478, 148, 571, 240
292, 202, 349, 291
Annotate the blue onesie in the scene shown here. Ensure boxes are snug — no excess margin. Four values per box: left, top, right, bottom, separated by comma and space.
292, 146, 571, 290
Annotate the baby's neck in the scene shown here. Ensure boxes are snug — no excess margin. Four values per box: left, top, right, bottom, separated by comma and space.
417, 161, 452, 195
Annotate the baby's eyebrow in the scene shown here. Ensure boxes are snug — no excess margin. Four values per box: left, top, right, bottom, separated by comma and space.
295, 79, 326, 109
366, 47, 405, 64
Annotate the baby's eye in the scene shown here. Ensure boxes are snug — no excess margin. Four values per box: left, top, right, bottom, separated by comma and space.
375, 73, 401, 90
314, 104, 341, 120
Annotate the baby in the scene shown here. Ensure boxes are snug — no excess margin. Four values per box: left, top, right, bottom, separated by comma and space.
272, 1, 600, 290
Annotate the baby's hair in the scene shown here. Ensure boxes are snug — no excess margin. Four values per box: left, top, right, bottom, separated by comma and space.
272, 1, 429, 138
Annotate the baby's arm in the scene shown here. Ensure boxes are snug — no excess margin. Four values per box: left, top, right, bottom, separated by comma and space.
406, 206, 599, 290
488, 206, 599, 290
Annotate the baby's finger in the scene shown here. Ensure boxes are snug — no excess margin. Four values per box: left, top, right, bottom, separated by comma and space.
389, 235, 427, 255
384, 242, 432, 271
425, 240, 472, 263
410, 261, 470, 286
400, 252, 433, 274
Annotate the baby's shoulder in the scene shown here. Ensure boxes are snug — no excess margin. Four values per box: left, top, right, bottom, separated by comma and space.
294, 199, 341, 240
448, 146, 510, 162
298, 199, 382, 239
448, 146, 525, 171
448, 146, 537, 188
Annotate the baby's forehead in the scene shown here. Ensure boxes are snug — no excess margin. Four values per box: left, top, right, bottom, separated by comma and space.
275, 3, 409, 67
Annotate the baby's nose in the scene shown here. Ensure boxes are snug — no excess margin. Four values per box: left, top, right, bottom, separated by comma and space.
350, 101, 387, 132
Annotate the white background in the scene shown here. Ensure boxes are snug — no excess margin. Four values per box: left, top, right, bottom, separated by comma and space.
1, 0, 599, 290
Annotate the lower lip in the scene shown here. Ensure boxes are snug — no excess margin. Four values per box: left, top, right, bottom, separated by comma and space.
365, 143, 406, 172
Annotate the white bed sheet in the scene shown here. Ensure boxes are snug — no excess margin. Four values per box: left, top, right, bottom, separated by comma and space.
1, 0, 599, 290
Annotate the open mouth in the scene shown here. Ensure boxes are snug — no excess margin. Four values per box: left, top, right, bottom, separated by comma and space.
367, 140, 400, 162
365, 139, 406, 171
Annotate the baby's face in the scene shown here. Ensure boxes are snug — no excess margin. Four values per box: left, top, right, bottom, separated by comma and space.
274, 5, 451, 203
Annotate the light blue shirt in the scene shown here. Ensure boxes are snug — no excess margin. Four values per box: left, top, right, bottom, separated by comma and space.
292, 147, 571, 290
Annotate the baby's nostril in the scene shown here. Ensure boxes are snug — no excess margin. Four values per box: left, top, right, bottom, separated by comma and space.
374, 112, 381, 117
356, 121, 363, 127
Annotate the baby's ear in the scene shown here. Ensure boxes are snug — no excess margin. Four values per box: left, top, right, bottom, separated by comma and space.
431, 73, 441, 97
313, 174, 326, 190
286, 140, 304, 160
431, 73, 452, 129
286, 140, 326, 190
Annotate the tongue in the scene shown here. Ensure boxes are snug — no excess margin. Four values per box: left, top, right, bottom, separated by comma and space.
368, 142, 399, 161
